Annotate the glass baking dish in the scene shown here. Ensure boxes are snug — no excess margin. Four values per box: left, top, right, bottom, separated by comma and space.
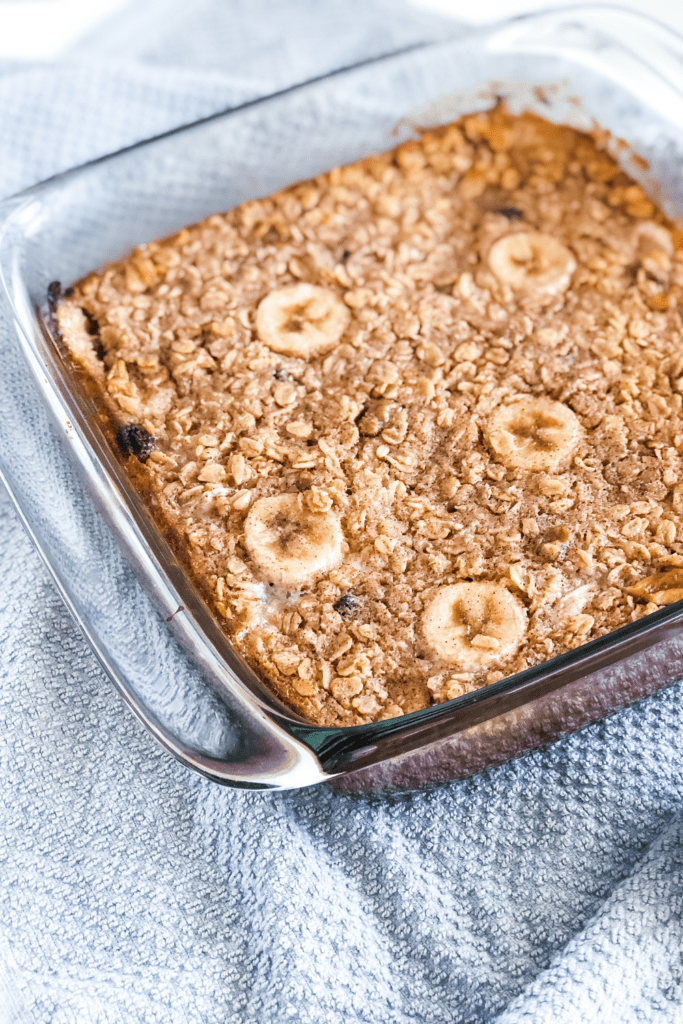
3, 4, 683, 792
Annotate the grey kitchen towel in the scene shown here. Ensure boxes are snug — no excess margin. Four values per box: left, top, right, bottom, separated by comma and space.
1, 2, 683, 1022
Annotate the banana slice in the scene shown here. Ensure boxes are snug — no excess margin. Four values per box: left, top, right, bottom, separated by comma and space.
486, 396, 581, 472
422, 582, 526, 669
243, 493, 344, 587
256, 283, 350, 359
488, 232, 576, 295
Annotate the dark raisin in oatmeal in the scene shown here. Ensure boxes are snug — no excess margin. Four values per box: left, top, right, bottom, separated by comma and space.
115, 423, 157, 463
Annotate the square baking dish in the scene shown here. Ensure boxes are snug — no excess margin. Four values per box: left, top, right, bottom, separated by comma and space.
3, 4, 683, 792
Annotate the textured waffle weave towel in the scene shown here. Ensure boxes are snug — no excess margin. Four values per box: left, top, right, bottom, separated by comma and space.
2, 2, 683, 1022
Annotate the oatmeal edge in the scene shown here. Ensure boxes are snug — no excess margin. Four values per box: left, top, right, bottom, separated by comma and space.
57, 106, 683, 727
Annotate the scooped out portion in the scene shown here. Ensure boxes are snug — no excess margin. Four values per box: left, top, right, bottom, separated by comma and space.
56, 103, 683, 726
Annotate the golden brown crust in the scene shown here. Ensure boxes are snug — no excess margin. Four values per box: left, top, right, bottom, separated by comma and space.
57, 105, 683, 726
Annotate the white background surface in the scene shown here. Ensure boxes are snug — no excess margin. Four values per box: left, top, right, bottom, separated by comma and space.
0, 0, 128, 58
2, 0, 683, 60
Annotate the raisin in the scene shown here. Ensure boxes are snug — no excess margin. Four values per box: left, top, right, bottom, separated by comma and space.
46, 281, 63, 342
274, 368, 290, 381
81, 307, 105, 360
81, 308, 100, 336
495, 207, 524, 220
341, 249, 351, 263
334, 594, 355, 615
115, 424, 156, 463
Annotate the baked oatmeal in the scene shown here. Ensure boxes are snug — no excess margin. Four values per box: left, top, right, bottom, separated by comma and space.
55, 105, 683, 727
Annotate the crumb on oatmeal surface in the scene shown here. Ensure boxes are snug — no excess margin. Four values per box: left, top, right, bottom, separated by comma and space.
56, 104, 683, 727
